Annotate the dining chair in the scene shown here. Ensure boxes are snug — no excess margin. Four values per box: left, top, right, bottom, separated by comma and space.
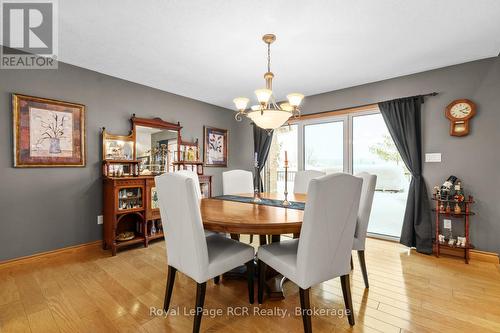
222, 169, 254, 195
222, 169, 255, 243
176, 169, 202, 200
257, 173, 362, 331
175, 169, 216, 237
155, 173, 255, 333
351, 172, 377, 289
293, 170, 326, 193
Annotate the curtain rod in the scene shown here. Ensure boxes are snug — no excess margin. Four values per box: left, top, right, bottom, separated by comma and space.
296, 92, 439, 120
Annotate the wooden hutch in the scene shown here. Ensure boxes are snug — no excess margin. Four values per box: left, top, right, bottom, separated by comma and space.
102, 115, 212, 255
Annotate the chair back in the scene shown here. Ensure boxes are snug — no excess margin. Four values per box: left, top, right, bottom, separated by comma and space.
296, 173, 362, 288
294, 170, 326, 193
155, 173, 209, 283
176, 169, 202, 200
223, 170, 254, 195
353, 172, 377, 250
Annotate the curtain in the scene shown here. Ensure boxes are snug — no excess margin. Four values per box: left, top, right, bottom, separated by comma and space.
378, 96, 432, 254
253, 125, 273, 191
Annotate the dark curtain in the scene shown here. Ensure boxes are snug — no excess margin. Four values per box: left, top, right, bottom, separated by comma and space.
378, 96, 432, 254
253, 125, 273, 191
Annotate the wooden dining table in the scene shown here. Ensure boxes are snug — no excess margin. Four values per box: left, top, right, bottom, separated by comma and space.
201, 192, 306, 299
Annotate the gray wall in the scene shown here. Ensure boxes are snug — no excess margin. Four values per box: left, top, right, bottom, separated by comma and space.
293, 56, 500, 254
0, 62, 253, 261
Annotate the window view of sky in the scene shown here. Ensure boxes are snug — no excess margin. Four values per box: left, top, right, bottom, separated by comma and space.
304, 121, 343, 173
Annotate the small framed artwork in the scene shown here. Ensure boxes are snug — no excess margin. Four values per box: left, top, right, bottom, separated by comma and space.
12, 94, 86, 167
204, 126, 228, 167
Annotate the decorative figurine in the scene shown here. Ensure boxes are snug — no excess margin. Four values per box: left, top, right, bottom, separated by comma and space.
445, 203, 451, 214
454, 202, 462, 214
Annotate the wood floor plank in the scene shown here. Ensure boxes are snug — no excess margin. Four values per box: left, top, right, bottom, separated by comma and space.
0, 301, 31, 333
1, 238, 499, 333
27, 309, 61, 333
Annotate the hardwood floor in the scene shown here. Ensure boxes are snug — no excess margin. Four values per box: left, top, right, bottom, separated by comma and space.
1, 237, 500, 333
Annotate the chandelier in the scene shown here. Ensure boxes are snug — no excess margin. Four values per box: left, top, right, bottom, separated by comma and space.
233, 34, 304, 130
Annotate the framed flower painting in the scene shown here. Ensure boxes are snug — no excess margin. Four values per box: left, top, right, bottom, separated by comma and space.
203, 126, 228, 167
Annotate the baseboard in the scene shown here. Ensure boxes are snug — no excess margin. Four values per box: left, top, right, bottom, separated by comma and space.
0, 240, 102, 268
470, 249, 500, 264
434, 247, 499, 264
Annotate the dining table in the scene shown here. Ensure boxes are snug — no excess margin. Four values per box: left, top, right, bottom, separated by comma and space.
201, 192, 306, 299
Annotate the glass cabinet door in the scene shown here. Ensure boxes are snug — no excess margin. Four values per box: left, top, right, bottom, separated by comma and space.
117, 187, 143, 211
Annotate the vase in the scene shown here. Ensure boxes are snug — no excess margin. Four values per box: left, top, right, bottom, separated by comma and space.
49, 138, 61, 154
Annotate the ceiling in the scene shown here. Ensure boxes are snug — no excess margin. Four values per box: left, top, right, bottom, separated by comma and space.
59, 0, 500, 110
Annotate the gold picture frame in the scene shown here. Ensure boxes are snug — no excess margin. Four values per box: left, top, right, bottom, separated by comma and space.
12, 94, 86, 167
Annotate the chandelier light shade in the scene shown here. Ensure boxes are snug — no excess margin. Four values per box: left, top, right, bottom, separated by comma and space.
233, 97, 250, 110
233, 34, 303, 130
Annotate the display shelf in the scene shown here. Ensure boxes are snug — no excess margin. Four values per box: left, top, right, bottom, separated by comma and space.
431, 198, 475, 204
432, 209, 475, 217
115, 236, 146, 248
433, 196, 474, 264
433, 241, 474, 250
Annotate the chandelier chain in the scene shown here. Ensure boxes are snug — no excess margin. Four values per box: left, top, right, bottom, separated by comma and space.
267, 42, 271, 73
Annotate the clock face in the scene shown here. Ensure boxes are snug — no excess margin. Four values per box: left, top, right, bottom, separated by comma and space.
450, 102, 472, 119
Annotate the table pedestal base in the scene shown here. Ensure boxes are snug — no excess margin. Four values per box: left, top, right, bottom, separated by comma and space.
222, 234, 290, 300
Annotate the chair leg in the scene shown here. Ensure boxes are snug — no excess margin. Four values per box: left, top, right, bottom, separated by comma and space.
193, 282, 206, 333
230, 234, 240, 241
350, 254, 354, 271
246, 260, 255, 304
249, 234, 254, 243
340, 275, 355, 326
163, 266, 177, 312
258, 260, 266, 304
213, 275, 220, 284
299, 288, 312, 333
357, 250, 369, 288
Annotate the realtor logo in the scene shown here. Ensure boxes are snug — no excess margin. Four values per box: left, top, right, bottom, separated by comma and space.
1, 0, 58, 69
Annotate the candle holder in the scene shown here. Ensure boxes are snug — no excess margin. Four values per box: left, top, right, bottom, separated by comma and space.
253, 165, 262, 203
282, 163, 290, 206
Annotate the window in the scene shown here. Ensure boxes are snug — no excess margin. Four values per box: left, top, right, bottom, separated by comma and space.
264, 107, 408, 239
264, 124, 298, 193
304, 121, 344, 173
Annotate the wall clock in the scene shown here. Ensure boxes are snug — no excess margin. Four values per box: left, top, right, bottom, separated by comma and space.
445, 99, 476, 137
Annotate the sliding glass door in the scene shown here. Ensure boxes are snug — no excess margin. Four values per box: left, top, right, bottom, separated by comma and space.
264, 107, 408, 239
352, 112, 409, 238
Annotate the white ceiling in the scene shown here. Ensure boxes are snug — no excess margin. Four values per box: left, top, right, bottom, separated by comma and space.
59, 0, 500, 110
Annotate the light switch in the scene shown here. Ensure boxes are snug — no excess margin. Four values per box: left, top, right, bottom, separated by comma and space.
425, 153, 441, 163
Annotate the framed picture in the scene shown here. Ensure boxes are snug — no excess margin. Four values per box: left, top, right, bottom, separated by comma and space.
204, 126, 228, 167
13, 94, 86, 167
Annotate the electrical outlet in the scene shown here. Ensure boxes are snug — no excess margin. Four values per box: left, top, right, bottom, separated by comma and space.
443, 219, 452, 229
97, 215, 103, 225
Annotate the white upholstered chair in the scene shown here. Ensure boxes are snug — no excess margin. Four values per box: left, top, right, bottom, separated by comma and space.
293, 170, 326, 193
175, 169, 216, 237
175, 169, 202, 200
155, 173, 255, 333
258, 173, 362, 331
222, 169, 254, 195
351, 172, 377, 289
223, 169, 255, 243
